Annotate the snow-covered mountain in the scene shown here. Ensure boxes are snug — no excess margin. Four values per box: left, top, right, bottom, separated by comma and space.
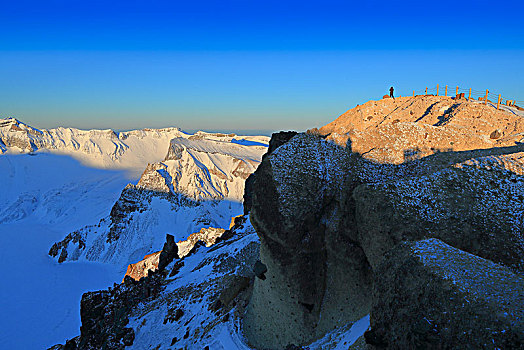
0, 117, 269, 348
0, 117, 269, 177
48, 183, 240, 267
27, 119, 270, 268
137, 136, 266, 200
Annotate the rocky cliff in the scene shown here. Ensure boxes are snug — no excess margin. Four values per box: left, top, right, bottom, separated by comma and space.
48, 96, 524, 349
244, 96, 524, 348
50, 215, 261, 350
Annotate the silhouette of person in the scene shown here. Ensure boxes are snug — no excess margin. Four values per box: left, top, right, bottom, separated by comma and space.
389, 86, 394, 99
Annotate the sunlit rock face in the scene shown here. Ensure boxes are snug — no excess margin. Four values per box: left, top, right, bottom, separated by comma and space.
243, 97, 524, 349
122, 227, 229, 282
319, 95, 524, 164
123, 251, 161, 282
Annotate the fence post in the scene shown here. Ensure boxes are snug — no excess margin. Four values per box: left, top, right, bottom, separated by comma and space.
413, 90, 415, 97
497, 94, 501, 110
468, 88, 471, 101
484, 89, 488, 105
437, 84, 439, 96
445, 85, 448, 97
425, 87, 427, 95
456, 86, 459, 96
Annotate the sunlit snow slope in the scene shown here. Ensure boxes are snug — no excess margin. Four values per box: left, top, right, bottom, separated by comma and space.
0, 117, 269, 177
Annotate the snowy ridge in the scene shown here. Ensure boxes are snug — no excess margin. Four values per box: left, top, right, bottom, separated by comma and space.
0, 117, 269, 176
48, 186, 241, 268
47, 128, 268, 268
137, 137, 263, 200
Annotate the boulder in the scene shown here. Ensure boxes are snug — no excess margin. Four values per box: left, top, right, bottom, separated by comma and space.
158, 234, 178, 271
353, 162, 524, 272
367, 238, 524, 349
244, 133, 372, 348
76, 272, 163, 349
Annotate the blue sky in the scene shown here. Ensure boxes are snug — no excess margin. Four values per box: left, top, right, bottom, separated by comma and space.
0, 0, 522, 132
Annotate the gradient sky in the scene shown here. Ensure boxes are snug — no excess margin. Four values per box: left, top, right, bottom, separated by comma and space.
1, 0, 523, 133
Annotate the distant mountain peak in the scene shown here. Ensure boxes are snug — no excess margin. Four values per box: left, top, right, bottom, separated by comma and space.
0, 119, 269, 177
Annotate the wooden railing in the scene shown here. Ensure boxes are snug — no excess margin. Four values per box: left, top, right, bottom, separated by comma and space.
404, 85, 522, 110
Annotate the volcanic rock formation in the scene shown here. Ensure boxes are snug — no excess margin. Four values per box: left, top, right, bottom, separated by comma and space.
46, 96, 524, 350
50, 214, 261, 350
243, 96, 524, 348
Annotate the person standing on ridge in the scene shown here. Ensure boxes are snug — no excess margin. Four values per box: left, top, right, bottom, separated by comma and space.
389, 86, 394, 99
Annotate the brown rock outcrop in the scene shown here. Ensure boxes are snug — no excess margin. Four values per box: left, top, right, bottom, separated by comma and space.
318, 95, 524, 164
244, 98, 524, 348
123, 228, 228, 282
123, 251, 161, 282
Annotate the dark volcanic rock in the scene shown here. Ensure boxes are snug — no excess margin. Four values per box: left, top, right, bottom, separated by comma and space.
243, 174, 256, 215
244, 131, 297, 214
244, 130, 524, 349
353, 164, 524, 272
253, 260, 267, 280
218, 275, 251, 307
265, 131, 298, 159
158, 234, 178, 271
107, 184, 142, 243
58, 248, 68, 263
244, 133, 372, 348
368, 238, 524, 350
54, 272, 163, 350
48, 230, 85, 263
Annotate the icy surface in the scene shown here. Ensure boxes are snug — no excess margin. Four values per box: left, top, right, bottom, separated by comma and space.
0, 153, 128, 349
